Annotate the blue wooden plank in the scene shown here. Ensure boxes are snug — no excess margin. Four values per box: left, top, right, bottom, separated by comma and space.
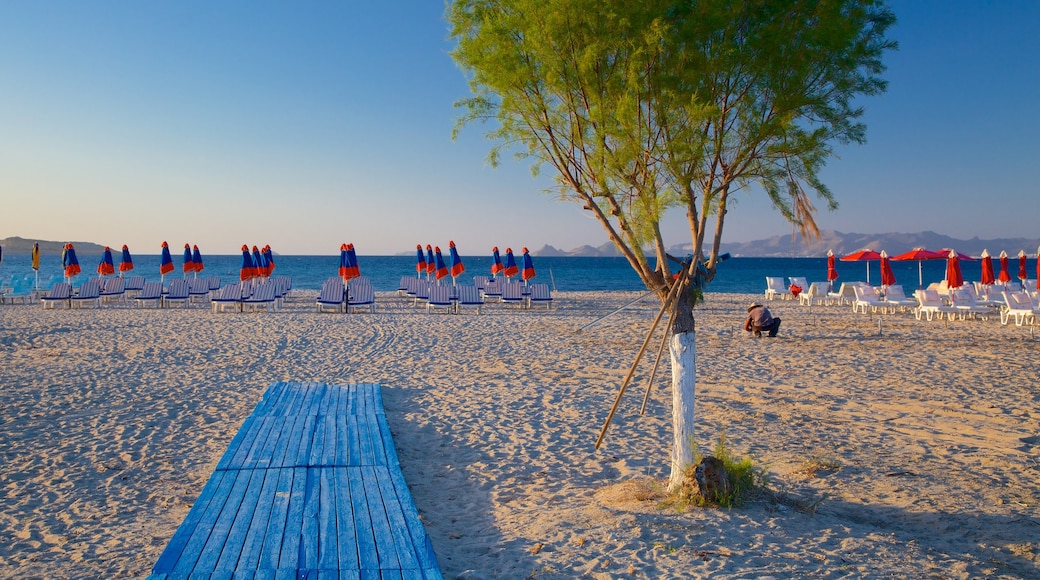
386, 466, 440, 574
346, 467, 380, 571
368, 384, 385, 416
252, 381, 289, 416
285, 415, 316, 468
251, 416, 292, 469
333, 467, 360, 571
215, 415, 259, 471
151, 469, 234, 574
316, 383, 336, 415
259, 467, 297, 570
166, 470, 240, 576
308, 413, 329, 467
376, 419, 402, 472
298, 468, 321, 571
372, 466, 420, 572
192, 468, 256, 574
213, 467, 270, 573
222, 417, 275, 471
317, 467, 339, 571
359, 466, 402, 571
363, 414, 388, 467
233, 468, 283, 572
335, 415, 352, 467
347, 418, 363, 468
356, 415, 378, 467
276, 466, 308, 569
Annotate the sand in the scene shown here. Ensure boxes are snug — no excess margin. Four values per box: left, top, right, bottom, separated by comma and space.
0, 290, 1038, 579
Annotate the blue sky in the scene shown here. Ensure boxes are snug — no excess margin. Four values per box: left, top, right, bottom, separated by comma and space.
1, 1, 1037, 255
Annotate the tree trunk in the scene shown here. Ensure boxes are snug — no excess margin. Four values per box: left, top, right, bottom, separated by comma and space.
667, 290, 697, 491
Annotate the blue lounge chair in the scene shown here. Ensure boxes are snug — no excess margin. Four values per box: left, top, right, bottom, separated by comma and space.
211, 283, 244, 312
528, 283, 553, 309
134, 282, 163, 308
347, 281, 376, 313
163, 279, 191, 308
426, 284, 453, 313
188, 278, 210, 303
501, 281, 525, 308
71, 279, 103, 309
100, 277, 126, 304
41, 282, 73, 309
482, 279, 502, 302
316, 278, 345, 313
454, 284, 483, 314
242, 281, 277, 312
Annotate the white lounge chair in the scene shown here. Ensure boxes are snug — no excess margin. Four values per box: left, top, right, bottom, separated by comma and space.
765, 277, 788, 300
950, 288, 992, 320
852, 285, 887, 313
799, 282, 829, 306
135, 282, 164, 308
40, 282, 73, 309
528, 283, 553, 310
1000, 291, 1037, 326
914, 289, 956, 321
881, 285, 916, 312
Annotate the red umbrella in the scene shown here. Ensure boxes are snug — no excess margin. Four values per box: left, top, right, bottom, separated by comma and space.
979, 249, 995, 286
998, 251, 1011, 284
826, 250, 838, 290
1018, 250, 1028, 282
840, 249, 881, 285
891, 247, 945, 289
879, 250, 896, 287
945, 249, 964, 289
938, 248, 976, 262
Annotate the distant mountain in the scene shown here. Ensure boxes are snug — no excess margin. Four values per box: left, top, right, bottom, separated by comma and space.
0, 236, 108, 255
532, 243, 623, 257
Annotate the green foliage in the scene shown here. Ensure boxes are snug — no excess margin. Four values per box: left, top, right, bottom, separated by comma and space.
667, 432, 768, 509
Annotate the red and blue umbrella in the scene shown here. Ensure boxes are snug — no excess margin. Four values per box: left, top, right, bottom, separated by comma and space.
448, 240, 465, 282
521, 246, 536, 282
491, 246, 504, 278
119, 244, 134, 275
338, 243, 350, 280
415, 244, 427, 275
63, 243, 81, 280
98, 246, 116, 277
182, 243, 195, 275
240, 244, 256, 281
252, 246, 265, 278
503, 247, 519, 279
342, 243, 360, 281
160, 241, 175, 280
979, 249, 995, 286
425, 245, 436, 279
433, 246, 449, 281
945, 249, 964, 289
998, 251, 1011, 285
262, 245, 274, 277
192, 245, 204, 276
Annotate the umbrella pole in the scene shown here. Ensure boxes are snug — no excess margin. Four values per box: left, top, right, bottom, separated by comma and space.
550, 267, 557, 292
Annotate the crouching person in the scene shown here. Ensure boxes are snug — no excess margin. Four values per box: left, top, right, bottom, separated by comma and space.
744, 302, 781, 337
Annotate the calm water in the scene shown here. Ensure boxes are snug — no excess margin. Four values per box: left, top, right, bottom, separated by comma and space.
0, 252, 992, 294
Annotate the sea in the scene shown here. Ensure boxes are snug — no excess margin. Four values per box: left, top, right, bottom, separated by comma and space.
1, 252, 980, 294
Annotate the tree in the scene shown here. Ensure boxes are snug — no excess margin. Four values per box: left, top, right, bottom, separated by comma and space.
448, 0, 896, 489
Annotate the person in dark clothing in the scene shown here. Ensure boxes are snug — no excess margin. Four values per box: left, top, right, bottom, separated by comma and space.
744, 303, 781, 337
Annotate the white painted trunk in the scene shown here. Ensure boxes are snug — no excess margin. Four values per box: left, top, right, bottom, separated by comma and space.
667, 330, 697, 491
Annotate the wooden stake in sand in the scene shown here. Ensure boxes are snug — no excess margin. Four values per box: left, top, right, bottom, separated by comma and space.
595, 271, 688, 450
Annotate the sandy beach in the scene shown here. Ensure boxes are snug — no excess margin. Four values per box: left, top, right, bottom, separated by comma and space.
1, 290, 1038, 578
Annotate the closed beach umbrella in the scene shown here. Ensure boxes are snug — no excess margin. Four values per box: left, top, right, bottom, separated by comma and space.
192, 245, 204, 276
159, 241, 175, 281
433, 246, 449, 282
425, 245, 436, 279
491, 246, 504, 278
891, 247, 944, 289
119, 244, 134, 275
840, 249, 881, 285
97, 246, 115, 277
521, 246, 536, 282
448, 240, 465, 283
979, 249, 995, 286
240, 245, 255, 281
503, 247, 519, 279
182, 243, 195, 275
63, 243, 81, 280
32, 242, 40, 288
338, 243, 350, 280
343, 243, 360, 281
879, 250, 895, 288
998, 251, 1011, 285
1017, 250, 1028, 283
262, 245, 274, 277
415, 244, 427, 275
252, 246, 266, 278
826, 250, 838, 290
945, 250, 964, 289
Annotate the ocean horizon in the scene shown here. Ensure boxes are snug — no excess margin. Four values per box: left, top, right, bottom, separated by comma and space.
1, 252, 996, 295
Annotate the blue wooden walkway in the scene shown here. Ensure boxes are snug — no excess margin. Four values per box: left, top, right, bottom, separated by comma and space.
148, 381, 442, 579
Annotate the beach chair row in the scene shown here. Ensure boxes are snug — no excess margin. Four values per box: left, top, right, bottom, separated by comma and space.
38, 276, 222, 309
315, 277, 376, 313
398, 276, 553, 313
211, 276, 293, 313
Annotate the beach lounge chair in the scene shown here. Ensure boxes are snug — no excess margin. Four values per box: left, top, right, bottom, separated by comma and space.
852, 285, 887, 314
398, 276, 412, 295
188, 278, 210, 303
799, 281, 829, 306
914, 289, 956, 321
482, 279, 502, 302
347, 281, 376, 313
950, 288, 992, 320
100, 277, 126, 304
316, 278, 345, 313
123, 275, 145, 298
788, 276, 809, 298
412, 280, 433, 307
765, 277, 788, 300
881, 285, 916, 312
830, 282, 865, 306
40, 282, 73, 309
473, 275, 489, 292
211, 283, 244, 312
426, 284, 453, 313
1, 276, 33, 304
454, 284, 483, 314
163, 279, 191, 308
1000, 291, 1037, 326
501, 281, 526, 308
242, 281, 277, 312
528, 283, 553, 310
71, 278, 103, 309
134, 282, 164, 308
